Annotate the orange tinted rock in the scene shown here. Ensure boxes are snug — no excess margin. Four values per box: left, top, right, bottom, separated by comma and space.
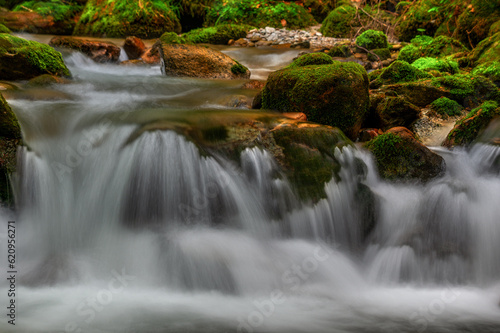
123, 36, 146, 60
49, 36, 120, 63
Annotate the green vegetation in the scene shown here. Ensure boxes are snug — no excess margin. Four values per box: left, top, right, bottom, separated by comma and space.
356, 29, 389, 50
398, 35, 467, 64
205, 0, 316, 29
0, 24, 11, 34
74, 0, 181, 38
159, 32, 190, 44
472, 61, 500, 87
430, 97, 463, 117
230, 61, 247, 75
412, 57, 459, 74
0, 93, 21, 140
397, 44, 422, 64
454, 0, 500, 47
327, 45, 352, 58
370, 60, 432, 88
0, 33, 70, 79
367, 48, 391, 62
288, 52, 334, 67
375, 96, 421, 129
431, 74, 500, 105
445, 100, 500, 146
469, 32, 500, 66
183, 24, 252, 44
319, 5, 356, 37
262, 60, 369, 139
13, 1, 83, 22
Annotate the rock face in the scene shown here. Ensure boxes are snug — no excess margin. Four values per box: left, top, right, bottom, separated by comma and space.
365, 127, 446, 183
0, 33, 70, 80
0, 8, 73, 35
261, 58, 369, 140
444, 101, 500, 147
123, 36, 145, 60
158, 43, 250, 79
0, 93, 22, 205
470, 32, 500, 66
49, 36, 121, 63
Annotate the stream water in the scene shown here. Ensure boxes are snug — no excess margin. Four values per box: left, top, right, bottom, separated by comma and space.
0, 36, 500, 333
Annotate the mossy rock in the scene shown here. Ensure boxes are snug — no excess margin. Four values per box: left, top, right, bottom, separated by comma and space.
356, 29, 389, 50
26, 74, 69, 87
327, 45, 352, 58
430, 97, 463, 118
367, 48, 391, 62
490, 20, 500, 36
183, 24, 252, 45
301, 0, 337, 23
13, 0, 83, 22
397, 43, 422, 64
398, 35, 468, 64
369, 60, 432, 89
0, 24, 11, 34
375, 96, 421, 130
444, 100, 500, 147
261, 60, 369, 139
205, 0, 316, 29
0, 93, 22, 205
74, 0, 181, 38
320, 5, 356, 38
469, 32, 500, 66
365, 128, 445, 183
0, 33, 70, 80
472, 61, 500, 87
159, 32, 191, 45
454, 0, 500, 48
288, 52, 334, 67
412, 57, 459, 74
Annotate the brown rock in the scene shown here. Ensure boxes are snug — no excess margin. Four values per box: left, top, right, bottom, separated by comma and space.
123, 36, 146, 60
120, 59, 147, 66
141, 43, 161, 65
358, 128, 382, 142
0, 8, 73, 35
242, 80, 265, 90
49, 36, 121, 63
283, 112, 307, 121
158, 43, 250, 80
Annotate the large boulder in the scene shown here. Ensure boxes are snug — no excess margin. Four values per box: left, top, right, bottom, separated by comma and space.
443, 100, 500, 147
369, 60, 432, 89
397, 35, 468, 64
0, 33, 70, 80
469, 32, 500, 66
365, 127, 445, 183
49, 36, 120, 63
74, 0, 181, 38
373, 96, 421, 130
0, 93, 21, 205
261, 58, 369, 140
355, 29, 389, 50
158, 43, 250, 80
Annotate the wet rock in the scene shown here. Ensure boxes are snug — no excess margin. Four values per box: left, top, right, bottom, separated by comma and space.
123, 36, 146, 60
261, 59, 369, 139
0, 34, 70, 80
120, 60, 147, 66
49, 36, 121, 63
375, 96, 421, 130
26, 74, 70, 87
158, 43, 250, 79
0, 8, 73, 35
242, 80, 265, 90
141, 42, 161, 65
365, 127, 446, 183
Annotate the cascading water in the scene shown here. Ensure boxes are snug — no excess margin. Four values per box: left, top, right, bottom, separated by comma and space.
0, 42, 500, 333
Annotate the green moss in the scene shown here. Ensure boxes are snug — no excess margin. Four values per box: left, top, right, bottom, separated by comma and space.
320, 5, 356, 38
327, 45, 352, 58
272, 125, 349, 201
376, 96, 421, 129
367, 48, 391, 62
431, 74, 500, 104
356, 29, 389, 50
412, 57, 459, 74
446, 100, 500, 146
74, 0, 181, 38
490, 20, 500, 36
262, 61, 369, 139
230, 61, 247, 75
160, 32, 190, 44
454, 0, 500, 47
0, 33, 71, 79
13, 1, 83, 22
469, 32, 500, 66
398, 35, 468, 64
0, 24, 11, 34
372, 60, 432, 87
0, 93, 21, 139
398, 44, 422, 64
472, 61, 500, 87
288, 52, 334, 68
430, 97, 463, 117
368, 67, 384, 82
205, 0, 316, 29
184, 24, 251, 44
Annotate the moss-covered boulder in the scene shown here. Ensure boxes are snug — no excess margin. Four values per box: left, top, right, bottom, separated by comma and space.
398, 35, 468, 64
261, 60, 369, 139
205, 0, 316, 29
412, 57, 459, 74
356, 29, 389, 50
396, 0, 450, 42
49, 36, 121, 63
74, 0, 181, 38
443, 100, 500, 147
0, 93, 21, 205
453, 0, 500, 48
369, 60, 432, 89
365, 127, 445, 183
327, 45, 352, 58
375, 96, 421, 130
430, 97, 463, 118
320, 5, 356, 38
183, 24, 251, 45
367, 48, 391, 62
288, 52, 334, 67
0, 33, 70, 80
158, 43, 250, 79
469, 32, 500, 66
0, 24, 11, 33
